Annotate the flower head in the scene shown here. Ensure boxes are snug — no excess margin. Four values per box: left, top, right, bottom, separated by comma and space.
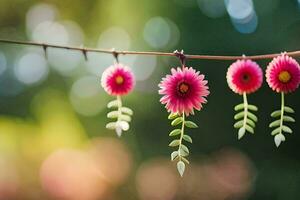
159, 67, 209, 116
266, 54, 300, 93
101, 63, 135, 96
226, 59, 263, 95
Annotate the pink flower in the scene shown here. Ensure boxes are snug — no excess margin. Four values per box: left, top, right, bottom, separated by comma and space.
101, 63, 135, 96
158, 67, 209, 116
266, 54, 300, 93
226, 59, 263, 95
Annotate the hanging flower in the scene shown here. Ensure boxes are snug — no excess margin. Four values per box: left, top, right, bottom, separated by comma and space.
266, 54, 300, 93
159, 67, 209, 116
227, 59, 262, 140
101, 63, 135, 137
101, 63, 135, 96
266, 54, 300, 147
159, 66, 209, 177
227, 59, 263, 95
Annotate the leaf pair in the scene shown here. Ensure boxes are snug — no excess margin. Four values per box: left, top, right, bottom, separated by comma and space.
269, 106, 295, 147
233, 102, 258, 139
105, 98, 133, 137
168, 112, 198, 177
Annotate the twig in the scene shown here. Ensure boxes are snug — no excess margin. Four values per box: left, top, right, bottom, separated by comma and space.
0, 38, 299, 61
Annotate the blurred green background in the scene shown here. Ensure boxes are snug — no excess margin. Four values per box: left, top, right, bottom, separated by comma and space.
0, 0, 300, 199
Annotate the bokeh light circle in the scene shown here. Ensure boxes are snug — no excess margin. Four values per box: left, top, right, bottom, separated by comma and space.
197, 0, 227, 18
32, 21, 69, 44
26, 3, 58, 35
0, 52, 7, 76
136, 158, 179, 200
14, 52, 48, 85
143, 17, 171, 49
69, 76, 109, 116
98, 27, 131, 50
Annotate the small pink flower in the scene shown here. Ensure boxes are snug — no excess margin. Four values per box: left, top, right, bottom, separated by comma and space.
101, 63, 135, 96
266, 54, 300, 93
227, 59, 263, 95
159, 67, 209, 116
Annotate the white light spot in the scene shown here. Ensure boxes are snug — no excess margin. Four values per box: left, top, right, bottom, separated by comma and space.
62, 20, 85, 46
225, 0, 258, 34
143, 17, 171, 49
98, 27, 131, 50
32, 21, 69, 45
86, 53, 113, 76
14, 53, 48, 85
48, 48, 83, 76
225, 0, 254, 20
70, 76, 109, 116
131, 55, 157, 81
26, 3, 58, 35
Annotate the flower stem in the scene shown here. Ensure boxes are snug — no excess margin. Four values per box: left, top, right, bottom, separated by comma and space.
178, 112, 185, 161
279, 92, 285, 135
117, 95, 122, 122
243, 92, 248, 129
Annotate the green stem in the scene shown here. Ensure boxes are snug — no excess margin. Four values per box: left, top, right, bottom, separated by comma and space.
117, 95, 122, 122
178, 112, 185, 161
279, 92, 285, 135
243, 92, 248, 129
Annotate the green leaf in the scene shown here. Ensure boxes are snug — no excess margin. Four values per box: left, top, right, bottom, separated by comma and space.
234, 103, 244, 111
179, 148, 189, 156
171, 117, 183, 126
271, 110, 281, 117
168, 113, 178, 120
271, 127, 281, 136
107, 100, 119, 108
274, 133, 285, 147
282, 125, 292, 133
177, 161, 185, 177
248, 104, 258, 111
245, 124, 254, 134
234, 111, 244, 120
121, 107, 133, 115
238, 127, 246, 140
284, 106, 295, 113
169, 140, 180, 147
181, 157, 190, 164
119, 114, 131, 122
247, 112, 258, 122
171, 151, 178, 161
283, 116, 295, 122
107, 111, 119, 119
246, 118, 256, 128
234, 120, 243, 129
183, 135, 193, 143
185, 121, 198, 128
106, 122, 116, 130
180, 144, 189, 155
169, 129, 181, 136
269, 119, 280, 128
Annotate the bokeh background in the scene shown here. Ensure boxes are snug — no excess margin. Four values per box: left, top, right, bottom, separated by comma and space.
0, 0, 300, 199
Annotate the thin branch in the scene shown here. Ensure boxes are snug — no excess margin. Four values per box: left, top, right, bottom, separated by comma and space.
1, 38, 300, 61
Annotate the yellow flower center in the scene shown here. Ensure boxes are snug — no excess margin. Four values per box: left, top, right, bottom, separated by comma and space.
278, 71, 291, 83
178, 82, 189, 94
115, 75, 124, 85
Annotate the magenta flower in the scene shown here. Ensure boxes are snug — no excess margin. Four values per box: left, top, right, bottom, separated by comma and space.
159, 67, 209, 116
266, 54, 300, 93
227, 59, 263, 95
101, 63, 135, 96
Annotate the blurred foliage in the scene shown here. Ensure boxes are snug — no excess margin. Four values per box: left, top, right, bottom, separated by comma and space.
0, 0, 300, 199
